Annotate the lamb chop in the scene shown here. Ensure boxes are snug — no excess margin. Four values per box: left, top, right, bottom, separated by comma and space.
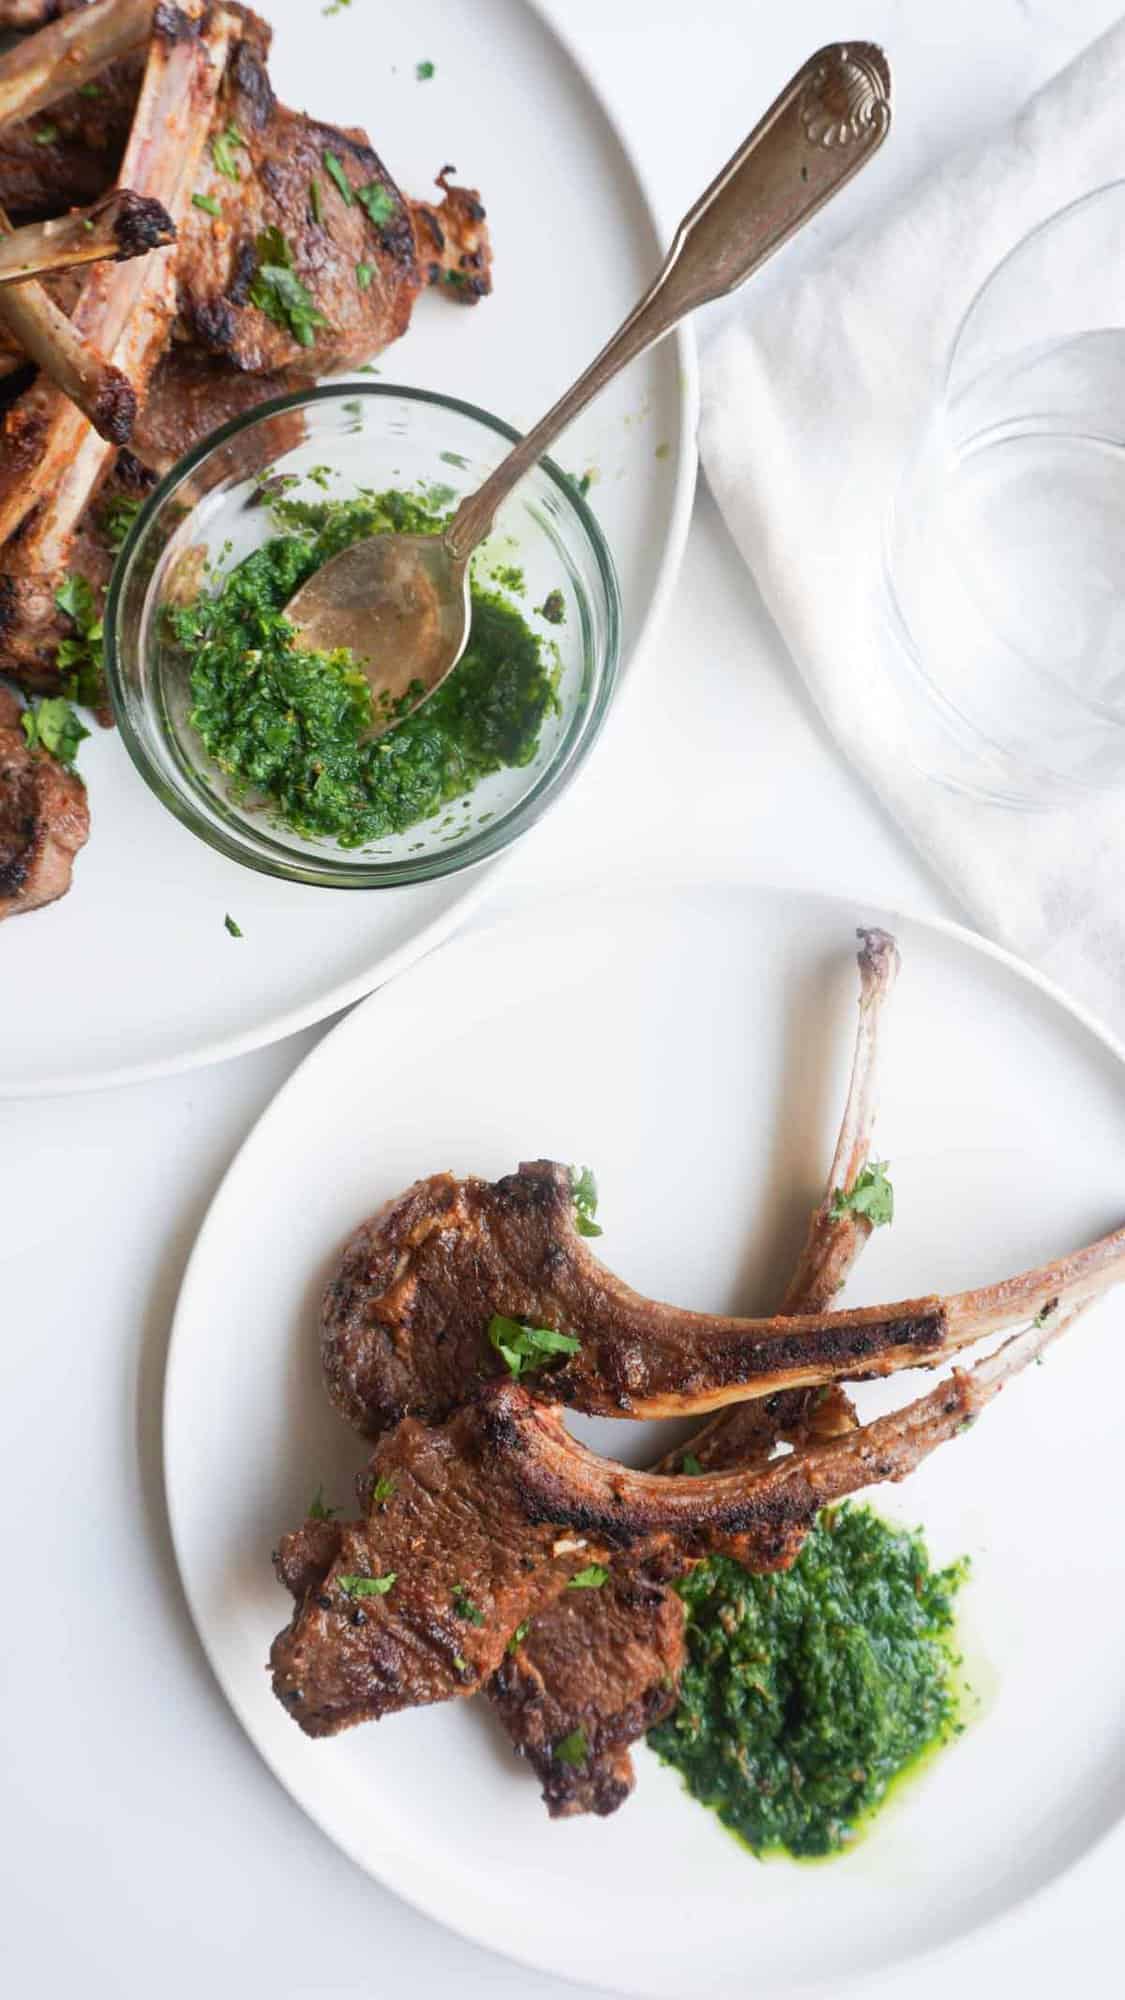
0, 0, 490, 376
0, 1, 234, 709
321, 1156, 1125, 1432
489, 926, 898, 1817
173, 14, 491, 378
0, 679, 87, 913
0, 0, 493, 720
270, 1291, 1095, 1740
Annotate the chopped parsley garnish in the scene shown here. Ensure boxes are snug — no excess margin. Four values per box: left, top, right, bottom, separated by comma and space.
507, 1620, 530, 1654
321, 0, 350, 14
309, 178, 323, 224
370, 1474, 396, 1506
338, 1572, 396, 1598
78, 82, 101, 98
452, 1653, 468, 1673
355, 261, 375, 291
210, 122, 246, 180
356, 181, 396, 230
20, 697, 89, 768
567, 1565, 609, 1590
648, 1505, 968, 1857
192, 192, 222, 218
443, 268, 466, 288
224, 913, 243, 938
323, 151, 354, 206
416, 59, 435, 79
307, 1485, 338, 1520
570, 1164, 602, 1237
176, 488, 559, 849
33, 122, 58, 145
55, 572, 97, 630
680, 1454, 703, 1477
100, 493, 143, 552
487, 1314, 581, 1379
248, 227, 328, 348
829, 1160, 894, 1228
554, 1728, 588, 1768
452, 1584, 485, 1626
54, 573, 104, 707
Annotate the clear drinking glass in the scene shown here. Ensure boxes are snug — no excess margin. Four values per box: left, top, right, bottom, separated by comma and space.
105, 385, 620, 888
883, 182, 1125, 808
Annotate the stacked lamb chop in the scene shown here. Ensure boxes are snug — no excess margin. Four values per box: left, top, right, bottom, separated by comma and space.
0, 0, 492, 919
269, 930, 1125, 1818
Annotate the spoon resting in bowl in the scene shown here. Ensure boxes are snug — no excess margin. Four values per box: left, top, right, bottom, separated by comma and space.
287, 42, 891, 732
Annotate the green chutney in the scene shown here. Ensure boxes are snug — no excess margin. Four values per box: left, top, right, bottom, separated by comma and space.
648, 1504, 968, 1859
172, 487, 559, 848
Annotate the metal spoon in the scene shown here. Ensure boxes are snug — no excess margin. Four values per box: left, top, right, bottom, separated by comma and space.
288, 42, 891, 727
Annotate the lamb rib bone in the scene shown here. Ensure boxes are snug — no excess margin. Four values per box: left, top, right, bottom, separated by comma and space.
656, 922, 900, 1475
270, 1290, 1095, 1737
0, 2, 235, 559
0, 210, 136, 441
485, 926, 899, 1816
0, 0, 155, 129
0, 190, 175, 288
321, 1156, 1125, 1429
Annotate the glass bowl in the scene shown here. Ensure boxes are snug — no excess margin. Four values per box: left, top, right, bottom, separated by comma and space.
105, 384, 621, 886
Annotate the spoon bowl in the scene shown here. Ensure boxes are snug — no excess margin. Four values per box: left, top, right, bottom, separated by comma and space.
287, 531, 470, 729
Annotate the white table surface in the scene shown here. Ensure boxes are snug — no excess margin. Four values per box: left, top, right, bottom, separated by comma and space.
4, 3, 1122, 1995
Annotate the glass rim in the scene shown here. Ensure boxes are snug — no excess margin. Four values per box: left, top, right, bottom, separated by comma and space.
103, 381, 622, 890
944, 176, 1125, 404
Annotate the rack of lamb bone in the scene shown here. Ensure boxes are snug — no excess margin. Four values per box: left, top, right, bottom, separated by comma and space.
0, 0, 493, 919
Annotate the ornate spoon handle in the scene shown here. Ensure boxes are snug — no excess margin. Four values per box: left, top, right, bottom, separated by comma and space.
445, 43, 891, 562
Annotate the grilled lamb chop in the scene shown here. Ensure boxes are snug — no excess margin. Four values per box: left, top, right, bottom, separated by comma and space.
0, 0, 492, 722
487, 927, 898, 1817
271, 1295, 1093, 1739
173, 19, 491, 378
0, 1, 234, 703
0, 681, 88, 914
321, 1159, 1125, 1431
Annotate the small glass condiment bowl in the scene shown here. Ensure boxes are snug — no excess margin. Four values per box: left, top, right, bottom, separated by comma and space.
882, 182, 1125, 808
104, 384, 621, 886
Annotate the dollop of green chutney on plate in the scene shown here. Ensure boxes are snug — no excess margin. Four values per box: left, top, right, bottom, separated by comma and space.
648, 1504, 968, 1859
171, 487, 559, 848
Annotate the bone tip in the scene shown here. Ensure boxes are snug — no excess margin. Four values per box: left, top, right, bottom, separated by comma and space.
113, 193, 177, 260
93, 369, 138, 447
855, 926, 900, 987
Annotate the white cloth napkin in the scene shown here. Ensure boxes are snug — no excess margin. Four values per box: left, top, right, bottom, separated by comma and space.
701, 24, 1125, 1043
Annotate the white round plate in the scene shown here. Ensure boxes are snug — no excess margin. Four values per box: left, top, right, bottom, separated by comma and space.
166, 879, 1125, 1998
3, 0, 696, 1098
